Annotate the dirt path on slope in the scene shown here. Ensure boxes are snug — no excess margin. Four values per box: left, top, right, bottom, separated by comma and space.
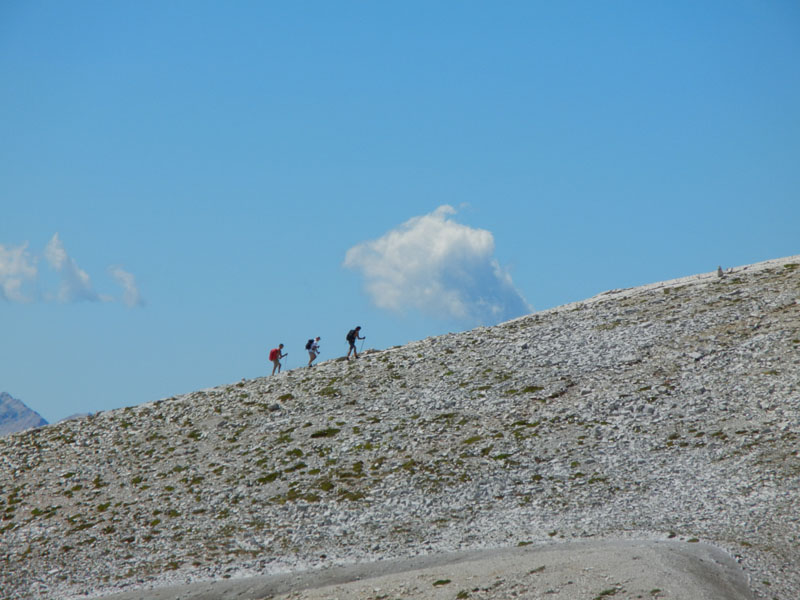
92, 540, 752, 600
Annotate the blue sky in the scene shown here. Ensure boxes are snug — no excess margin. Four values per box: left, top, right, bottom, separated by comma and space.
2, 1, 798, 423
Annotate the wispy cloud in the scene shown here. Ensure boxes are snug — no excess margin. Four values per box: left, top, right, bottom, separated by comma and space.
344, 205, 531, 326
109, 266, 145, 308
0, 233, 144, 307
44, 233, 104, 303
0, 242, 38, 303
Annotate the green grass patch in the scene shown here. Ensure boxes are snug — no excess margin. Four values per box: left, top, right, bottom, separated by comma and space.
317, 479, 335, 492
256, 472, 281, 484
310, 427, 340, 438
593, 587, 621, 599
522, 385, 544, 393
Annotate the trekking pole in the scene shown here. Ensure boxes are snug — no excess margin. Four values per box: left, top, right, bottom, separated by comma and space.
359, 338, 365, 353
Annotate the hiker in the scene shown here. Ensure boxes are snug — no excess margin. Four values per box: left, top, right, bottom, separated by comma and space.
345, 326, 365, 359
306, 336, 321, 367
269, 344, 286, 375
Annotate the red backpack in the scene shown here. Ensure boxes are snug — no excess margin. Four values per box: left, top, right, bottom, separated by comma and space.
269, 348, 279, 361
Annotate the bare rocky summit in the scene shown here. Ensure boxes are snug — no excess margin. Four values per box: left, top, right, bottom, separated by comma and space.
1, 256, 798, 600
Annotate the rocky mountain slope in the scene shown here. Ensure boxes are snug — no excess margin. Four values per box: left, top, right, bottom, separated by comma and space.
0, 392, 47, 437
1, 256, 798, 600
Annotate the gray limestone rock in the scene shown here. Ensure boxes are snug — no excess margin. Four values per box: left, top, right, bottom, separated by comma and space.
0, 255, 798, 600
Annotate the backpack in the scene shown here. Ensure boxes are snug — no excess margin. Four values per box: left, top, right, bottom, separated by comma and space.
346, 329, 356, 344
269, 348, 279, 361
305, 339, 314, 350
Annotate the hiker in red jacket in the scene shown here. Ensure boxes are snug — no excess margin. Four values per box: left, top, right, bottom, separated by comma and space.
269, 344, 286, 375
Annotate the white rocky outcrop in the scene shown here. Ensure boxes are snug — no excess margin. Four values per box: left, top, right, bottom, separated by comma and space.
0, 256, 798, 599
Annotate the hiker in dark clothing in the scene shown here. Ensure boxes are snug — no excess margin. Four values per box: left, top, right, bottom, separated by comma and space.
346, 326, 364, 360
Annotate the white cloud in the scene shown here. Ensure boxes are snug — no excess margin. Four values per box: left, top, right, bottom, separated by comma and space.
0, 233, 144, 307
44, 233, 103, 303
344, 205, 532, 325
0, 242, 38, 303
109, 266, 145, 308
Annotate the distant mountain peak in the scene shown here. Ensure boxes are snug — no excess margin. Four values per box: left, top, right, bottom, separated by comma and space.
0, 392, 48, 437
